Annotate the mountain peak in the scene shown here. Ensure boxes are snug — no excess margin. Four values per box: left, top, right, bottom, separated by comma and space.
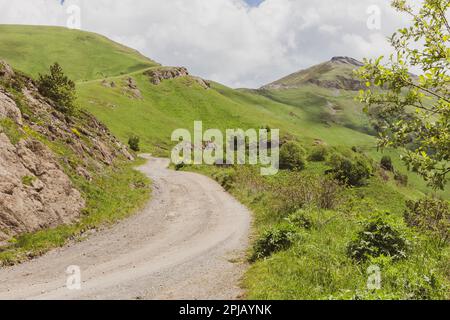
330, 56, 363, 67
262, 56, 364, 91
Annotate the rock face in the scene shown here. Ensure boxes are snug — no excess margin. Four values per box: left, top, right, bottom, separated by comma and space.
122, 77, 142, 99
0, 134, 84, 241
307, 75, 365, 91
144, 67, 189, 85
143, 67, 210, 88
0, 90, 23, 125
330, 56, 364, 67
0, 61, 133, 242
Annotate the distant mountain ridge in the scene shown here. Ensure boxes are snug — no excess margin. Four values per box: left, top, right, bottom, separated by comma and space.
262, 56, 364, 91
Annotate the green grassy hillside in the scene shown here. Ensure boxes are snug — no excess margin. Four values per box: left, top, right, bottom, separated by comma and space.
75, 69, 448, 199
0, 25, 158, 81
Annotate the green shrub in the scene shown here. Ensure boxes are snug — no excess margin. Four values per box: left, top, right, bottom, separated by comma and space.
347, 213, 409, 262
351, 146, 361, 153
279, 142, 306, 171
308, 146, 328, 162
380, 155, 394, 172
213, 171, 235, 191
328, 153, 372, 186
71, 128, 81, 138
251, 224, 297, 261
394, 269, 447, 300
21, 175, 36, 187
0, 118, 23, 145
271, 173, 342, 215
37, 63, 76, 115
286, 210, 313, 229
175, 162, 185, 171
394, 171, 408, 186
332, 254, 448, 300
128, 135, 140, 152
404, 198, 450, 245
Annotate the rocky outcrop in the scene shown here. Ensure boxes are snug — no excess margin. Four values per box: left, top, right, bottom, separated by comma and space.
143, 67, 210, 89
307, 75, 365, 91
0, 134, 84, 241
144, 67, 189, 85
101, 79, 116, 88
122, 77, 142, 99
330, 56, 364, 67
0, 60, 14, 81
191, 76, 211, 89
0, 90, 23, 125
0, 60, 133, 242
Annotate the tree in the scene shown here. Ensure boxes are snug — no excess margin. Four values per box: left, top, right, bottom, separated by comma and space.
328, 153, 372, 187
279, 142, 306, 171
37, 63, 76, 115
358, 0, 450, 189
381, 155, 394, 172
128, 135, 140, 152
404, 197, 450, 245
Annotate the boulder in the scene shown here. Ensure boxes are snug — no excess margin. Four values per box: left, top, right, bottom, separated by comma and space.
0, 89, 23, 125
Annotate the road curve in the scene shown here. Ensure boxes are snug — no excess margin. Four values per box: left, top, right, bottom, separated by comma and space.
0, 156, 251, 300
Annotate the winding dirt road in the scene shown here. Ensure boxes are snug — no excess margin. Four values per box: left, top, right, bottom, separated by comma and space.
0, 156, 251, 300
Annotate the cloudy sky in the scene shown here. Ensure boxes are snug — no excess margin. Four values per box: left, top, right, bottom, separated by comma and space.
0, 0, 409, 88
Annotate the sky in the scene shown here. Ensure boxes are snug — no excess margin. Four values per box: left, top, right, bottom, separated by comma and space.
0, 0, 409, 88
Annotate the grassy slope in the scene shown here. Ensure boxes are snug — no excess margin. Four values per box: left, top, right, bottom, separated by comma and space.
0, 25, 158, 81
77, 72, 448, 198
77, 75, 375, 153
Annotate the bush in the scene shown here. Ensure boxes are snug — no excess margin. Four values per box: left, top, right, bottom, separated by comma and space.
0, 118, 23, 145
347, 213, 409, 262
308, 146, 328, 162
286, 210, 313, 229
271, 173, 342, 214
279, 142, 306, 171
175, 162, 185, 171
251, 225, 297, 261
394, 171, 408, 186
351, 146, 361, 153
328, 153, 372, 186
380, 155, 394, 172
213, 171, 235, 191
128, 136, 140, 152
316, 177, 342, 210
21, 175, 36, 187
71, 128, 81, 138
404, 198, 450, 245
37, 63, 76, 115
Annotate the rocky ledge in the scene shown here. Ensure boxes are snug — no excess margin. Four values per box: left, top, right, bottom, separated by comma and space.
144, 67, 210, 89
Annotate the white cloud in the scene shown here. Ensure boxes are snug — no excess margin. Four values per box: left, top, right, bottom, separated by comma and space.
0, 0, 409, 88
